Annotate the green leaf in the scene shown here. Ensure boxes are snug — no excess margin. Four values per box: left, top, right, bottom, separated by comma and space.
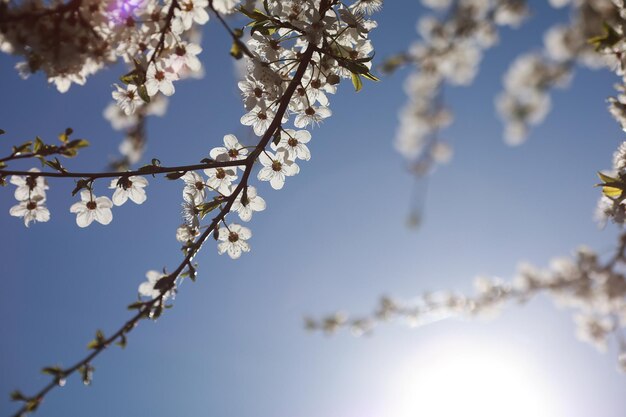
351, 73, 363, 92
10, 390, 27, 402
41, 366, 64, 376
239, 7, 269, 21
596, 172, 625, 198
61, 139, 89, 158
597, 171, 617, 184
12, 141, 32, 155
230, 40, 243, 59
115, 334, 127, 349
120, 62, 146, 86
602, 184, 623, 198
341, 60, 368, 74
87, 330, 106, 350
138, 84, 151, 103
25, 398, 40, 412
33, 137, 44, 154
589, 22, 622, 51
198, 198, 223, 219
44, 157, 67, 173
58, 128, 73, 143
120, 71, 140, 85
67, 139, 90, 149
362, 71, 380, 82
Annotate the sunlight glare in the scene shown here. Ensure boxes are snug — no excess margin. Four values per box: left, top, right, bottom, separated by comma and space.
385, 338, 561, 417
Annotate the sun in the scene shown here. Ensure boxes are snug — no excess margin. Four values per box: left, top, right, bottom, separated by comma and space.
385, 336, 562, 417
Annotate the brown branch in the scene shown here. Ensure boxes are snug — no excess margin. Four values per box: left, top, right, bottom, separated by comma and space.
146, 0, 180, 68
0, 159, 246, 179
9, 13, 321, 417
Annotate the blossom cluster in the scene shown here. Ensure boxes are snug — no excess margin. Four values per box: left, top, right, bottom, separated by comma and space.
181, 0, 371, 240
0, 0, 237, 95
8, 168, 50, 227
393, 0, 617, 174
307, 241, 626, 372
132, 0, 383, 300
9, 170, 149, 227
104, 94, 169, 171
393, 0, 528, 173
4, 0, 382, 309
593, 1, 626, 226
308, 1, 626, 375
2, 1, 380, 414
497, 0, 616, 144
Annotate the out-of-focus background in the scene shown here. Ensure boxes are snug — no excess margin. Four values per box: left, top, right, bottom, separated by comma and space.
2, 2, 626, 416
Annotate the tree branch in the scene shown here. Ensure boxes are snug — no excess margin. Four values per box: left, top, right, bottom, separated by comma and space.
9, 24, 318, 417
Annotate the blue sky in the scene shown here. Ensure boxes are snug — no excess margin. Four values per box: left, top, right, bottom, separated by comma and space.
2, 2, 626, 417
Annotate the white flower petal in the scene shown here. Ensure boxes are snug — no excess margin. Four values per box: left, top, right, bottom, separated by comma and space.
76, 210, 94, 228
96, 207, 113, 225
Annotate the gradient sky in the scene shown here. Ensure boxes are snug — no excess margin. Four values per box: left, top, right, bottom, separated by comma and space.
2, 2, 626, 417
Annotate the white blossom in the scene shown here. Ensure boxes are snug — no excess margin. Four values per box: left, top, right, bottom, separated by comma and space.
9, 196, 50, 227
204, 167, 238, 195
10, 168, 48, 201
294, 105, 332, 128
217, 223, 251, 259
69, 190, 114, 228
232, 186, 266, 222
145, 63, 177, 97
209, 134, 248, 168
176, 223, 200, 244
109, 176, 149, 206
271, 129, 312, 161
241, 104, 275, 136
257, 151, 300, 190
138, 270, 174, 300
181, 171, 208, 203
173, 0, 209, 33
112, 84, 143, 116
